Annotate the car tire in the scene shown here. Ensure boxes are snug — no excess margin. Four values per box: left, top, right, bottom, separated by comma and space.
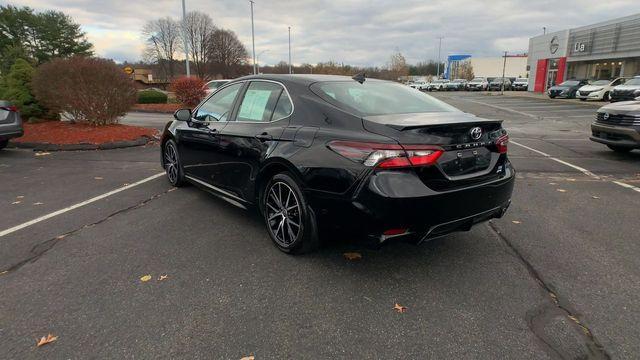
603, 91, 610, 101
163, 139, 186, 187
580, 98, 587, 101
549, 95, 556, 99
607, 145, 633, 153
0, 140, 8, 150
262, 172, 319, 254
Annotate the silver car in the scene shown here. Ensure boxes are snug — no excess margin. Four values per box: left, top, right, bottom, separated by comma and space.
0, 100, 23, 150
590, 100, 640, 152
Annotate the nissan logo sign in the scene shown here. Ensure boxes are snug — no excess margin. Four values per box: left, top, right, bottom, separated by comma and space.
603, 113, 610, 120
550, 36, 559, 54
470, 127, 482, 140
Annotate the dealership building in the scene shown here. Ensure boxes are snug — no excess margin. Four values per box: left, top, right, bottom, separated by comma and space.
527, 13, 640, 92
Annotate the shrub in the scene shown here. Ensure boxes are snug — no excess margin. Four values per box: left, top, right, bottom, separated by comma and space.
0, 58, 46, 119
32, 56, 136, 126
170, 77, 206, 107
137, 89, 168, 104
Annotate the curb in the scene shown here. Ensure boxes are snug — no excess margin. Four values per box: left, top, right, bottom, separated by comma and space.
129, 109, 177, 114
8, 136, 155, 152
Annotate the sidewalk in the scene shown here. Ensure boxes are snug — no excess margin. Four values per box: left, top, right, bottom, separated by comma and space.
481, 91, 607, 107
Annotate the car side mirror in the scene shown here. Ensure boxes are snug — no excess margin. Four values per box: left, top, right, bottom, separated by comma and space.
174, 108, 192, 122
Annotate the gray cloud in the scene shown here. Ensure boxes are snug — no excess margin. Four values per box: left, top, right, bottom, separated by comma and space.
17, 0, 638, 65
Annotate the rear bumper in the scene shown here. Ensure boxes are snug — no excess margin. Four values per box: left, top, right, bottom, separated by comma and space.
590, 123, 640, 148
310, 164, 515, 240
0, 129, 23, 141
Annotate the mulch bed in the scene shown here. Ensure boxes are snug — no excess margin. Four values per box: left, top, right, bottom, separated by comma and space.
12, 121, 158, 146
132, 103, 183, 113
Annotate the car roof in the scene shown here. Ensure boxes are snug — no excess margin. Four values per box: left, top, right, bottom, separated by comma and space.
235, 74, 388, 86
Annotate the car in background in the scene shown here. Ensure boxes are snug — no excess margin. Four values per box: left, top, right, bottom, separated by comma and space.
467, 77, 489, 91
609, 76, 640, 102
426, 79, 449, 91
410, 81, 429, 91
590, 100, 640, 153
512, 78, 529, 91
444, 79, 468, 91
547, 79, 589, 99
576, 78, 626, 101
0, 100, 23, 150
161, 74, 514, 253
204, 79, 231, 95
488, 77, 512, 91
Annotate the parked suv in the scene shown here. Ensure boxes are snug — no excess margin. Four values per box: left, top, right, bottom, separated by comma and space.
547, 79, 589, 99
590, 100, 640, 152
577, 78, 626, 101
0, 100, 23, 150
467, 77, 489, 91
410, 81, 429, 91
427, 79, 449, 91
444, 79, 468, 91
609, 76, 640, 102
512, 78, 529, 91
488, 78, 511, 91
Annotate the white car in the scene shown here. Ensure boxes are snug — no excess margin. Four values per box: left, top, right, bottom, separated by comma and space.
467, 77, 489, 91
204, 79, 231, 95
427, 80, 449, 91
577, 78, 626, 101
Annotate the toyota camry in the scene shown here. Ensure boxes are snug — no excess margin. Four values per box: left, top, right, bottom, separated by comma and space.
160, 74, 515, 253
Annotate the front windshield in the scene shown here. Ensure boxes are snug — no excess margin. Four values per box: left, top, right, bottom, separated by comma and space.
311, 80, 459, 116
516, 78, 528, 82
625, 78, 640, 85
560, 80, 580, 86
591, 80, 609, 85
471, 78, 484, 82
492, 78, 505, 82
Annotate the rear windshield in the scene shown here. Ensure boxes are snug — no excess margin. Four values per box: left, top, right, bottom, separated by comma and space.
516, 78, 528, 82
471, 78, 485, 82
560, 80, 580, 86
311, 80, 458, 116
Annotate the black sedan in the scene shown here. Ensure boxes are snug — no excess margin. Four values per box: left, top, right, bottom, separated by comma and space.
547, 79, 589, 99
160, 74, 515, 253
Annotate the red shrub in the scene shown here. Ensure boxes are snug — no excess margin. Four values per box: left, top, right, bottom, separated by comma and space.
170, 77, 206, 107
32, 56, 136, 126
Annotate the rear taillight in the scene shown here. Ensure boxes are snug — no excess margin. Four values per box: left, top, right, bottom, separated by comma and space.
496, 134, 509, 153
0, 106, 17, 112
327, 141, 443, 169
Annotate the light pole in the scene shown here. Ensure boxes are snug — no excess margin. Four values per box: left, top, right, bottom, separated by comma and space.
256, 49, 269, 74
501, 51, 508, 95
543, 27, 547, 35
288, 26, 292, 74
250, 0, 257, 75
436, 36, 443, 78
181, 0, 190, 77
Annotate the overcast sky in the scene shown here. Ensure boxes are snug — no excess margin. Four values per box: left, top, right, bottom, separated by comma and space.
14, 0, 639, 66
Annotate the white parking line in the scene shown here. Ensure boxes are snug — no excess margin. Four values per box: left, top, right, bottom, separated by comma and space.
510, 140, 640, 193
465, 99, 539, 119
0, 172, 166, 238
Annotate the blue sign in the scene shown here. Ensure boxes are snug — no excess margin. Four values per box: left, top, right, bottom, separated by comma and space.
444, 54, 472, 79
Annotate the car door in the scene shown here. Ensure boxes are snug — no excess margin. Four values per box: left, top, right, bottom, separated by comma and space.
176, 82, 244, 182
212, 80, 293, 202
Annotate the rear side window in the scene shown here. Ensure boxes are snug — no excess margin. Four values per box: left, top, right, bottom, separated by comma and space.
310, 80, 458, 116
272, 91, 293, 120
237, 81, 285, 122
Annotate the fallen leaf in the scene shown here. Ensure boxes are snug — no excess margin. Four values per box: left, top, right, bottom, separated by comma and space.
0, 270, 8, 276
33, 202, 44, 205
140, 274, 152, 282
393, 303, 407, 313
36, 334, 57, 347
11, 201, 21, 205
591, 195, 600, 199
158, 274, 168, 281
16, 195, 24, 199
549, 182, 557, 185
34, 152, 51, 156
511, 220, 522, 224
556, 189, 567, 193
343, 252, 362, 261
566, 178, 576, 182
240, 356, 255, 360
167, 187, 177, 192
94, 177, 103, 180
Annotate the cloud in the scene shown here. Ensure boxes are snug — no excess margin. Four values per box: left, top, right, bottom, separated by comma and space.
16, 0, 638, 66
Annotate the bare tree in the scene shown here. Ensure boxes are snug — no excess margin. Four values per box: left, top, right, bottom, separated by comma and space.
142, 17, 181, 80
183, 11, 216, 79
207, 29, 248, 78
387, 51, 409, 81
457, 60, 475, 80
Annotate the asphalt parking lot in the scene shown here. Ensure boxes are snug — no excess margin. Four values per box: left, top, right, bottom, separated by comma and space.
1, 93, 640, 359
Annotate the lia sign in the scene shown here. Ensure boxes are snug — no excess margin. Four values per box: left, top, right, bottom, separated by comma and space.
574, 42, 587, 52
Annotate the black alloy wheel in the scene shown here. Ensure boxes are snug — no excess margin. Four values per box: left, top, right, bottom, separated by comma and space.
163, 139, 185, 186
262, 173, 318, 254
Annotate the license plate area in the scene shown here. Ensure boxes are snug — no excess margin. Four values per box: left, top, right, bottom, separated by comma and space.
438, 148, 492, 177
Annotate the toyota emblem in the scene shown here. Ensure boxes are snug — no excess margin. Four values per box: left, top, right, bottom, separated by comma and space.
470, 127, 482, 140
603, 113, 610, 120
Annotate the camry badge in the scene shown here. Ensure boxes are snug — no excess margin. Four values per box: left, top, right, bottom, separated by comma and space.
470, 127, 482, 140
603, 113, 610, 120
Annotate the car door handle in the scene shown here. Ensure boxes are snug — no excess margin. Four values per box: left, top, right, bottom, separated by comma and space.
207, 128, 218, 137
255, 132, 273, 142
